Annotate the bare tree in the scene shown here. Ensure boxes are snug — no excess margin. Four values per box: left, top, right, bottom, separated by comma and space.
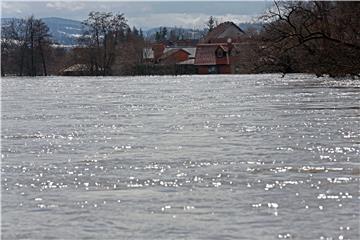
81, 11, 128, 76
33, 18, 51, 76
1, 17, 52, 76
260, 1, 360, 76
111, 27, 146, 75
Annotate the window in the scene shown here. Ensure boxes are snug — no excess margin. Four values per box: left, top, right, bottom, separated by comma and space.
216, 49, 224, 58
208, 66, 217, 74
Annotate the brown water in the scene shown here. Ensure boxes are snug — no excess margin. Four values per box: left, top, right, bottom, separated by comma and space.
1, 74, 359, 239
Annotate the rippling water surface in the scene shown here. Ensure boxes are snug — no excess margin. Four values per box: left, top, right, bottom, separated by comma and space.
1, 74, 360, 239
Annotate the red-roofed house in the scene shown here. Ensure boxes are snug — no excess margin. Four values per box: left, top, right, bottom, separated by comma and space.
194, 21, 245, 74
201, 21, 245, 44
143, 43, 196, 65
158, 49, 191, 64
195, 43, 233, 74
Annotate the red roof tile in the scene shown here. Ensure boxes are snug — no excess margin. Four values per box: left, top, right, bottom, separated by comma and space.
194, 45, 217, 65
194, 44, 231, 66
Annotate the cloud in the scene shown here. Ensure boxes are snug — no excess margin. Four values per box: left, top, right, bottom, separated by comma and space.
1, 1, 267, 28
140, 5, 153, 13
45, 2, 85, 11
127, 13, 261, 29
1, 2, 28, 15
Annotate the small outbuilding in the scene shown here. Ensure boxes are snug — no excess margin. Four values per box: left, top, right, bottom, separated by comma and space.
60, 64, 90, 76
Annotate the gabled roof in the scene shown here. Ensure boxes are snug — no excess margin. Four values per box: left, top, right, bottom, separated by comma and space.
218, 45, 229, 52
180, 47, 196, 58
194, 45, 217, 65
202, 21, 245, 43
158, 48, 190, 61
143, 47, 195, 60
194, 43, 231, 66
194, 43, 230, 66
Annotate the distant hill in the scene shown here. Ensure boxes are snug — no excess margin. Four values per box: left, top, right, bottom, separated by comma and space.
1, 17, 264, 46
238, 22, 264, 32
1, 17, 85, 46
42, 17, 85, 45
144, 22, 264, 40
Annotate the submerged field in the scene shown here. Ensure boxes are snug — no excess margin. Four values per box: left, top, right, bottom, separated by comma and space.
1, 74, 359, 239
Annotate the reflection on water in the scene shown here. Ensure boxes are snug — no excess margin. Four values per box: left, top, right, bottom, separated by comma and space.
1, 74, 359, 239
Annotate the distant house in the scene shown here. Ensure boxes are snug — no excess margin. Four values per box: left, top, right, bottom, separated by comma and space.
195, 43, 233, 74
152, 43, 166, 62
60, 64, 90, 76
201, 21, 245, 43
158, 49, 190, 64
194, 21, 246, 74
143, 43, 196, 65
179, 47, 196, 60
143, 48, 154, 62
142, 22, 246, 74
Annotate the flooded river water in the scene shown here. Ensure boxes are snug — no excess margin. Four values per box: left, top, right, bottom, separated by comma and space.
1, 74, 359, 239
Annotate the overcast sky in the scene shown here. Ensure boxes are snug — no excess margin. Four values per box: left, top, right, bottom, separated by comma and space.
1, 1, 273, 29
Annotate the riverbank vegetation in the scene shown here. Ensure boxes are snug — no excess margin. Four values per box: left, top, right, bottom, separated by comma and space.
257, 1, 360, 77
1, 1, 359, 77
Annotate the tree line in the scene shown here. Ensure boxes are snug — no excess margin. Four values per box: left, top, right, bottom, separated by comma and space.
76, 11, 146, 76
1, 1, 359, 77
253, 1, 360, 77
1, 12, 147, 76
1, 16, 53, 76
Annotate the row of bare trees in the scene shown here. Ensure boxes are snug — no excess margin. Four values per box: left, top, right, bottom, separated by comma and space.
2, 2, 359, 77
1, 16, 53, 76
79, 11, 145, 76
1, 12, 146, 76
254, 1, 360, 77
